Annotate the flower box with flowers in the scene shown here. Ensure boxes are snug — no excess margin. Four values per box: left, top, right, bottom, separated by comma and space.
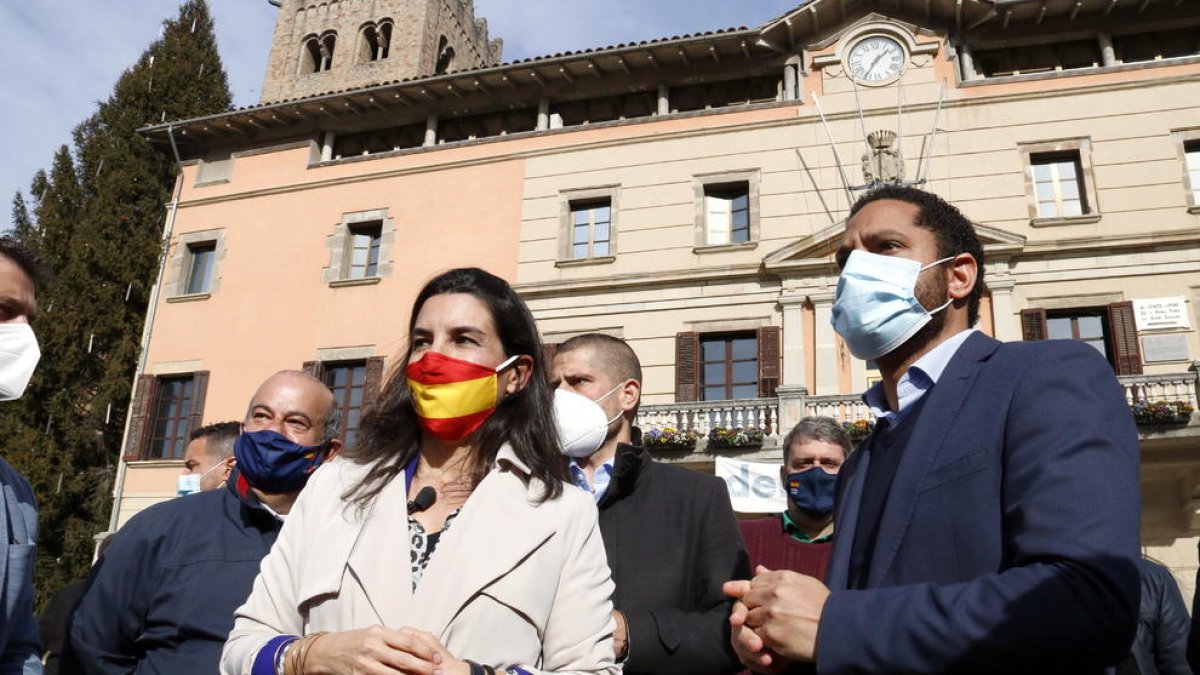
642, 427, 699, 451
1131, 400, 1194, 426
841, 419, 876, 443
707, 426, 765, 449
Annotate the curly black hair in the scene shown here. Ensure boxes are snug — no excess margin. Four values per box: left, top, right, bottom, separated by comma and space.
849, 186, 986, 326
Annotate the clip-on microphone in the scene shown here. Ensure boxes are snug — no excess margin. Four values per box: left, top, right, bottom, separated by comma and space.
407, 486, 437, 515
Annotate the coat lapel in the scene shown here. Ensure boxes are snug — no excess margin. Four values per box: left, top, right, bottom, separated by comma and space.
827, 448, 868, 591
412, 445, 555, 639
346, 462, 414, 628
866, 332, 1000, 587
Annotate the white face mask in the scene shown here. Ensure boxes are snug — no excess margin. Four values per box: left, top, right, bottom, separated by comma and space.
0, 324, 40, 402
553, 385, 623, 458
177, 459, 229, 497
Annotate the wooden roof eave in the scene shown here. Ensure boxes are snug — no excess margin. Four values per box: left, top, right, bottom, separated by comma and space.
139, 28, 768, 146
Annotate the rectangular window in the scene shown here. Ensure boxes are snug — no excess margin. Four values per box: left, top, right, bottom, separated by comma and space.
569, 200, 612, 259
185, 242, 216, 295
1186, 142, 1200, 204
147, 376, 195, 460
1021, 302, 1142, 375
700, 334, 758, 401
323, 361, 367, 448
1031, 153, 1087, 218
704, 184, 750, 245
346, 222, 382, 279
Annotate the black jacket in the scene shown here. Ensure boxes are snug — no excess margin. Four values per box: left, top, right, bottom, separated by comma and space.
1127, 558, 1191, 675
66, 470, 282, 675
596, 444, 749, 675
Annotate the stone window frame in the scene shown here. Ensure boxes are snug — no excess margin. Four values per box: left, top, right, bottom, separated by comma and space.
166, 229, 226, 302
1171, 128, 1200, 213
355, 19, 394, 65
556, 185, 619, 267
1017, 138, 1102, 227
323, 208, 396, 287
693, 169, 761, 252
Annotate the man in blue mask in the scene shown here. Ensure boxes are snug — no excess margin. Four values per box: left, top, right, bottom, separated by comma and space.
68, 371, 341, 675
725, 186, 1140, 675
739, 417, 848, 585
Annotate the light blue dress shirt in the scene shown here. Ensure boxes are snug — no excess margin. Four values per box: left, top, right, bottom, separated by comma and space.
863, 328, 977, 427
568, 460, 614, 504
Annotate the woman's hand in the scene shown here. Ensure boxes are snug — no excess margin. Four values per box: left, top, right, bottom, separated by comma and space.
303, 625, 465, 675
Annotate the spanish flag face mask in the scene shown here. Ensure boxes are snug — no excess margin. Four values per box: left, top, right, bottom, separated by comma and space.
406, 351, 521, 441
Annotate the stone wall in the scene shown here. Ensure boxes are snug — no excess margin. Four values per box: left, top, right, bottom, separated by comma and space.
260, 0, 501, 103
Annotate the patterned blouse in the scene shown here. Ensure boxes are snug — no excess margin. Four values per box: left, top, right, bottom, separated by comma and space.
409, 507, 462, 590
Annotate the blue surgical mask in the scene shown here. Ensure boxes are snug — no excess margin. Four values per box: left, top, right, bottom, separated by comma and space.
176, 459, 228, 497
234, 430, 327, 493
785, 468, 838, 517
830, 249, 954, 360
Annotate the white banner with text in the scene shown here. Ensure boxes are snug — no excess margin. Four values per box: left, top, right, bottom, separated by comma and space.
716, 456, 786, 514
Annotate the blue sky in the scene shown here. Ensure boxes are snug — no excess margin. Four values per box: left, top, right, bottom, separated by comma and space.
2, 1, 799, 230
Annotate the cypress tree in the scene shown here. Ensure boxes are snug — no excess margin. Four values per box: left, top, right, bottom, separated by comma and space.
0, 0, 232, 606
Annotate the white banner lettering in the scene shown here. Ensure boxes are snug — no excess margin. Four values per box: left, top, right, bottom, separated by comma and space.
716, 456, 786, 514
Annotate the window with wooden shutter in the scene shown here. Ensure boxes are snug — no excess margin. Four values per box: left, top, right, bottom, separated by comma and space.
322, 361, 368, 447
675, 332, 700, 402
699, 333, 758, 401
137, 371, 210, 461
123, 374, 157, 462
1107, 301, 1143, 376
1021, 308, 1048, 341
756, 326, 781, 398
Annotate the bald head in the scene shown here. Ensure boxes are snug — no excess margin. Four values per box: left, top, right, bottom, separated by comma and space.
244, 370, 342, 446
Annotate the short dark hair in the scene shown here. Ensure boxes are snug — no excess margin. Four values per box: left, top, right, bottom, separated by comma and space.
849, 186, 986, 326
556, 333, 643, 386
189, 421, 241, 460
783, 416, 851, 461
0, 237, 48, 293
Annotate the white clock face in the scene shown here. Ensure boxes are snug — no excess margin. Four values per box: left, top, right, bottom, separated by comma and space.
847, 36, 906, 84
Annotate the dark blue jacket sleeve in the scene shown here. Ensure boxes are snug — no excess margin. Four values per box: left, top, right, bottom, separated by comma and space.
816, 342, 1141, 674
67, 516, 161, 675
1143, 560, 1192, 675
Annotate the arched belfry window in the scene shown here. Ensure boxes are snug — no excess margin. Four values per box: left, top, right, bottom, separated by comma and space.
301, 32, 336, 73
359, 20, 392, 63
435, 35, 455, 74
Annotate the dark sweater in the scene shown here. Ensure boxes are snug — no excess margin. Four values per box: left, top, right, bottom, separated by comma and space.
738, 515, 834, 582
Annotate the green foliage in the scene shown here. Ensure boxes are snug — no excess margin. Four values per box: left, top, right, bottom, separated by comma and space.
0, 0, 231, 609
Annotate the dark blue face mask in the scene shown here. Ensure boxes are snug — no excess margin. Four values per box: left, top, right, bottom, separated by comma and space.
234, 429, 327, 493
785, 468, 838, 517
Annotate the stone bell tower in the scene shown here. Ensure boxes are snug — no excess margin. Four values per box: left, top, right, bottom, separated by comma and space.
259, 0, 503, 103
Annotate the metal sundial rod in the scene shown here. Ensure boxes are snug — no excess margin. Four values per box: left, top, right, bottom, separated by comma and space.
917, 79, 947, 184
811, 93, 858, 209
849, 76, 877, 184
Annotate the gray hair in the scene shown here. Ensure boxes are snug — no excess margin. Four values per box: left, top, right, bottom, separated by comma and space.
782, 416, 851, 460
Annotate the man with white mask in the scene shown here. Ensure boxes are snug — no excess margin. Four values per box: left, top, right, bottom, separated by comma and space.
0, 236, 45, 674
552, 333, 749, 675
725, 186, 1140, 675
177, 421, 240, 495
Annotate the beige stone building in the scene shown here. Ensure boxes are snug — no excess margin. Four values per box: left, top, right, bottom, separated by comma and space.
120, 0, 1199, 590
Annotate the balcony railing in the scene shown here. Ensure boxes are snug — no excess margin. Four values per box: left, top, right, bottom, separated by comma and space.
803, 394, 875, 423
636, 397, 779, 436
1119, 371, 1199, 409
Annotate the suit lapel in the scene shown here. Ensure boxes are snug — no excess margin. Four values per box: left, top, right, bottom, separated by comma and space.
866, 332, 1000, 587
827, 448, 868, 591
413, 446, 555, 639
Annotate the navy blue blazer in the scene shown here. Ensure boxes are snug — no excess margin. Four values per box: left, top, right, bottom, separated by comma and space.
819, 333, 1141, 674
0, 456, 42, 674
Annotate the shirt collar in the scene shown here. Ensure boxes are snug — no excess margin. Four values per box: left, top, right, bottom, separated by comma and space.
864, 328, 977, 423
569, 460, 614, 504
781, 511, 833, 543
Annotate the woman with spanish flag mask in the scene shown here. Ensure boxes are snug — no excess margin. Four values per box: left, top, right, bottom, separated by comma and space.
222, 268, 619, 675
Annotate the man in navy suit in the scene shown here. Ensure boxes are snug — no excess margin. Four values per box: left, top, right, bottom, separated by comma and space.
0, 237, 46, 674
725, 186, 1140, 674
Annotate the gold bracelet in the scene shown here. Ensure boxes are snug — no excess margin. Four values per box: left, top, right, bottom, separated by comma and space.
299, 632, 329, 675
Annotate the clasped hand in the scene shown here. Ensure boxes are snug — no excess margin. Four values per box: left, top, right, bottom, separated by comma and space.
305, 625, 468, 675
722, 565, 830, 673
